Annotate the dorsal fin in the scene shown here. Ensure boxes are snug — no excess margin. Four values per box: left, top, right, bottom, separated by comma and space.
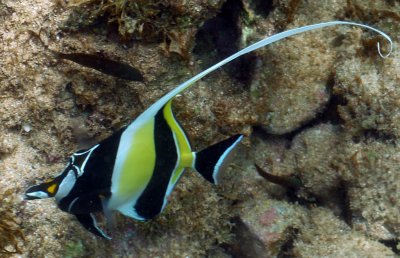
138, 21, 392, 121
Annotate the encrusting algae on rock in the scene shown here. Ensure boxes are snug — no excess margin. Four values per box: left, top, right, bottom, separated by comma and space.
24, 19, 393, 240
63, 0, 226, 58
0, 196, 24, 255
1, 0, 400, 256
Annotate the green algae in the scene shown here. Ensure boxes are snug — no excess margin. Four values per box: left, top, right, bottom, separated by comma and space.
63, 240, 85, 258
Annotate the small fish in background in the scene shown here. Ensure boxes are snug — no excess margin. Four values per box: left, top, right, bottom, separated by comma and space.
55, 52, 144, 81
27, 29, 144, 81
24, 21, 392, 239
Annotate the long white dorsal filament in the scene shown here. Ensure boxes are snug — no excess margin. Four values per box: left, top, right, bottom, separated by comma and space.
145, 21, 392, 114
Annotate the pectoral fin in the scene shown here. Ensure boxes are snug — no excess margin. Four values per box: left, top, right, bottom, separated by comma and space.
75, 213, 111, 240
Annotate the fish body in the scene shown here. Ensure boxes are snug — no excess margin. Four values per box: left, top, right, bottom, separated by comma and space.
25, 97, 242, 238
56, 52, 144, 81
24, 21, 391, 238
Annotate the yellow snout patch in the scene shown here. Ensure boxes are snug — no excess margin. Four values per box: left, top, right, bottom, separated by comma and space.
47, 184, 57, 194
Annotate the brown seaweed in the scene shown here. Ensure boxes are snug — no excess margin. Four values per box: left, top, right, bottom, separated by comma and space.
55, 52, 144, 81
0, 210, 24, 255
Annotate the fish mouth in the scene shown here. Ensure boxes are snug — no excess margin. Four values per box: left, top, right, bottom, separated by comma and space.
24, 193, 40, 200
24, 189, 50, 200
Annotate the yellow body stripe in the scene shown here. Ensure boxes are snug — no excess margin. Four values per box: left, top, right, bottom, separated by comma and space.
163, 100, 194, 184
116, 118, 156, 205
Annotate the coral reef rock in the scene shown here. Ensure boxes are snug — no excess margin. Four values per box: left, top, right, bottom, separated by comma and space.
1, 0, 399, 256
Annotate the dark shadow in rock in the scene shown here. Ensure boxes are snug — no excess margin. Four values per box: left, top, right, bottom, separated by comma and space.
378, 239, 400, 255
249, 0, 274, 17
363, 129, 396, 143
255, 163, 354, 227
255, 164, 320, 207
222, 217, 272, 258
336, 180, 352, 226
193, 0, 257, 89
277, 227, 299, 258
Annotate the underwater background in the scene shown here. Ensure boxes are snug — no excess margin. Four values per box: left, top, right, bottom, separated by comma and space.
0, 0, 399, 257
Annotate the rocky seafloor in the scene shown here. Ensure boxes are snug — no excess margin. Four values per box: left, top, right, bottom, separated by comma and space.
0, 0, 399, 257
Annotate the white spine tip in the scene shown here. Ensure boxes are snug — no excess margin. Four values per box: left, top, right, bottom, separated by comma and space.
377, 41, 393, 59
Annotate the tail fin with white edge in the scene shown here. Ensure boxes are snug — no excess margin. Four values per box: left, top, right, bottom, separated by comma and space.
194, 134, 243, 184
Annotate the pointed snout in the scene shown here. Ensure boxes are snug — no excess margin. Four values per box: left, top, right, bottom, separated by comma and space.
24, 185, 51, 200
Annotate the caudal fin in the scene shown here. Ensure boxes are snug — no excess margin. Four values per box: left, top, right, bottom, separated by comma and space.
194, 134, 243, 184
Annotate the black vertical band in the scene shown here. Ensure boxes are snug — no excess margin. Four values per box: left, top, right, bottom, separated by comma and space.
134, 106, 178, 219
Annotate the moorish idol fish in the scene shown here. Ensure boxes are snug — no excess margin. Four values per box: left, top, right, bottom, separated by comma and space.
24, 21, 391, 239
